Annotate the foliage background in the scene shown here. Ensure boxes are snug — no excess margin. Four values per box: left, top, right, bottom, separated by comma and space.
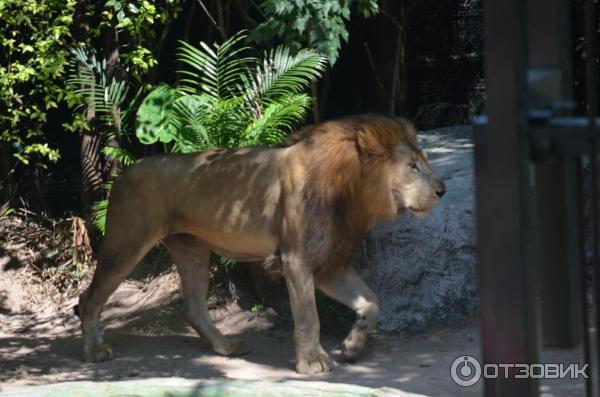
0, 0, 487, 223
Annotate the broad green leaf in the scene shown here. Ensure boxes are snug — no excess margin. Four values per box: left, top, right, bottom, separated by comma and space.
135, 85, 178, 144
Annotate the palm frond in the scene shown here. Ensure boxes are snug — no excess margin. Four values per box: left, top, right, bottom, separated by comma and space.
198, 96, 250, 148
92, 181, 113, 234
242, 93, 311, 145
138, 32, 326, 154
116, 85, 147, 142
171, 94, 214, 152
176, 31, 257, 101
93, 198, 108, 234
249, 46, 326, 104
101, 146, 136, 167
66, 46, 129, 127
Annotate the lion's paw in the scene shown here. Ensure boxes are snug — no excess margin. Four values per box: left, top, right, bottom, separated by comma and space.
340, 342, 362, 362
339, 332, 367, 362
84, 343, 113, 362
296, 350, 331, 375
213, 338, 249, 357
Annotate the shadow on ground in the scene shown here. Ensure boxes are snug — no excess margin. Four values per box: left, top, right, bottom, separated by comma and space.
0, 267, 486, 397
0, 269, 587, 397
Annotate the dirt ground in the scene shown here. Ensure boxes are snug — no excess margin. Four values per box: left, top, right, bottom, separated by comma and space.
0, 258, 588, 397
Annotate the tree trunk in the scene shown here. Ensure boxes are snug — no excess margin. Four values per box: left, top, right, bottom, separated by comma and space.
102, 25, 122, 179
310, 81, 320, 123
102, 25, 120, 82
362, 0, 413, 116
215, 0, 230, 39
318, 71, 331, 119
390, 1, 409, 115
0, 134, 13, 206
72, 0, 103, 237
80, 132, 103, 231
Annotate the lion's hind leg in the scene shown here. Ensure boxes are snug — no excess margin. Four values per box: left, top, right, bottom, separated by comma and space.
163, 234, 248, 357
78, 233, 158, 362
317, 267, 380, 362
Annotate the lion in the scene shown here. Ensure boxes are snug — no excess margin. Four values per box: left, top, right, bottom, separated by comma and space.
76, 114, 446, 374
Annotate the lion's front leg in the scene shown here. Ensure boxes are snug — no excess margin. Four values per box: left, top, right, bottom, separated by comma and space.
317, 266, 379, 362
282, 252, 331, 375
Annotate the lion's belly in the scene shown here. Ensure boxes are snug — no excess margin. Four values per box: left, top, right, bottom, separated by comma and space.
197, 232, 278, 261
174, 214, 279, 261
153, 147, 286, 260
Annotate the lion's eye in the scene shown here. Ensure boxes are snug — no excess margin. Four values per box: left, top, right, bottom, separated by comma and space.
409, 162, 419, 171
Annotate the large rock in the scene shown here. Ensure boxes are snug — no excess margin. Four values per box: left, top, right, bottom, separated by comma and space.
360, 126, 477, 331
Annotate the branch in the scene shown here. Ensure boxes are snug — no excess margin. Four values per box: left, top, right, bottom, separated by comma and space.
215, 0, 228, 39
196, 0, 226, 39
390, 24, 403, 115
363, 42, 386, 99
380, 0, 419, 27
380, 9, 402, 29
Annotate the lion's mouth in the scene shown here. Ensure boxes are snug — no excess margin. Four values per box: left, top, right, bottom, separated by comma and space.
408, 206, 433, 218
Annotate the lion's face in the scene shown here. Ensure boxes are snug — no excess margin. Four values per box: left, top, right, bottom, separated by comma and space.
388, 142, 446, 219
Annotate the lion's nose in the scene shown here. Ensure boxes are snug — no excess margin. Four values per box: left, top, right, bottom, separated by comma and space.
435, 188, 446, 199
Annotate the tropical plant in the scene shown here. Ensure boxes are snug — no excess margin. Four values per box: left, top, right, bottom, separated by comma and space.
91, 183, 113, 233
66, 46, 138, 233
135, 31, 327, 152
67, 46, 130, 137
67, 46, 140, 179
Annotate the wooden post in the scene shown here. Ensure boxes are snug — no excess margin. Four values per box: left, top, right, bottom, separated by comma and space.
476, 0, 538, 395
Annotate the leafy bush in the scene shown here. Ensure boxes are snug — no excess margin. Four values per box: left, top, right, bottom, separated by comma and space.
66, 46, 131, 136
0, 0, 76, 168
0, 0, 182, 173
250, 0, 378, 64
66, 45, 140, 164
135, 31, 327, 151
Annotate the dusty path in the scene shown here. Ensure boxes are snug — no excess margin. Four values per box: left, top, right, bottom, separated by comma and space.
0, 265, 585, 396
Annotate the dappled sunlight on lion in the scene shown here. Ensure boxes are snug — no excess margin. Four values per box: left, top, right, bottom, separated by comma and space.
76, 114, 446, 375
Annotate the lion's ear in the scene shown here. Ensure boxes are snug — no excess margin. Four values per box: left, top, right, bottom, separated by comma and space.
357, 128, 386, 157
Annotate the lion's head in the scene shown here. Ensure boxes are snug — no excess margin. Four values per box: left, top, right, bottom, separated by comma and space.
285, 115, 446, 224
353, 116, 446, 220
388, 140, 446, 218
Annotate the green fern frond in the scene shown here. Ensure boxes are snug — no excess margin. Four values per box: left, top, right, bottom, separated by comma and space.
250, 47, 326, 104
92, 181, 113, 235
66, 46, 129, 126
171, 94, 213, 152
137, 31, 327, 154
242, 93, 311, 145
101, 146, 136, 167
93, 198, 109, 234
177, 31, 256, 101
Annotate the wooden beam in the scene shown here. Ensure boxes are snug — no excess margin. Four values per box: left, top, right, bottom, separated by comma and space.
476, 0, 538, 395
